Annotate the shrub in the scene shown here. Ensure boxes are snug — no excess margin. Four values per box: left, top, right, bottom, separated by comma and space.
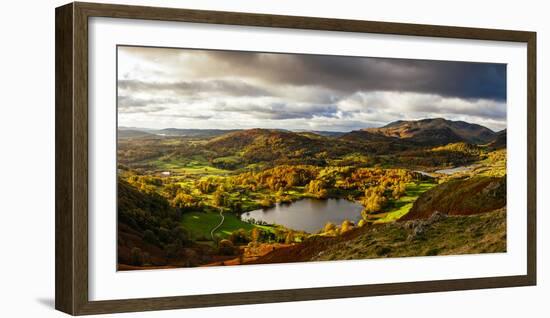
285, 231, 295, 244
375, 246, 391, 256
164, 240, 182, 258
171, 226, 189, 244
229, 228, 250, 244
250, 228, 261, 242
259, 197, 274, 208
425, 248, 440, 256
323, 222, 336, 233
340, 220, 354, 233
143, 229, 159, 245
218, 239, 235, 255
157, 227, 170, 243
130, 247, 143, 266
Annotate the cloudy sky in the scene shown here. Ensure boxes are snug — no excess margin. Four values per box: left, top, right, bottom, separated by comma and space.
117, 46, 507, 132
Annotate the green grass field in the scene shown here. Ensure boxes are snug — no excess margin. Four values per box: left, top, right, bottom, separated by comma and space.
371, 182, 436, 223
180, 181, 434, 239
181, 211, 272, 240
148, 157, 230, 175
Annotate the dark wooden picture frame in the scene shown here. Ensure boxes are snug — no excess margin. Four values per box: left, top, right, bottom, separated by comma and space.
55, 2, 537, 315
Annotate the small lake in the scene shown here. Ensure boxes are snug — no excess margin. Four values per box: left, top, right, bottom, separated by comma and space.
416, 164, 482, 177
241, 198, 363, 233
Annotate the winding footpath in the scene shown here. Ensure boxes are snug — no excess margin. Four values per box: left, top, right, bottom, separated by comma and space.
210, 209, 225, 240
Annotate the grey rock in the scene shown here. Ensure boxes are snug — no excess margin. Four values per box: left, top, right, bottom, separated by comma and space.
429, 210, 448, 222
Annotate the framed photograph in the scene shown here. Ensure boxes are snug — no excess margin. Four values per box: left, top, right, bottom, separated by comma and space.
55, 2, 536, 315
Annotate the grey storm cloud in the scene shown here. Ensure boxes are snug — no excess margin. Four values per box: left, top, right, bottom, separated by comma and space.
117, 95, 181, 114
211, 102, 339, 120
116, 46, 507, 131
118, 79, 270, 97
118, 105, 168, 114
340, 92, 506, 120
118, 95, 179, 108
192, 50, 506, 101
409, 99, 506, 120
157, 113, 213, 120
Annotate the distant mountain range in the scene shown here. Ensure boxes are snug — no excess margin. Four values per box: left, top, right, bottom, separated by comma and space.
119, 118, 504, 147
362, 118, 496, 145
118, 127, 240, 138
118, 126, 345, 139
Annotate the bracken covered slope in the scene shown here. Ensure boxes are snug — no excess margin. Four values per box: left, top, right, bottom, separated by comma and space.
401, 176, 506, 220
248, 208, 506, 264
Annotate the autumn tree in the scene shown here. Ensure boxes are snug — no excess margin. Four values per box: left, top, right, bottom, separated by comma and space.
172, 191, 198, 210
323, 222, 336, 233
392, 182, 407, 199
259, 196, 274, 208
362, 186, 387, 214
196, 178, 217, 194
340, 220, 354, 234
306, 180, 328, 199
163, 183, 181, 199
212, 189, 228, 207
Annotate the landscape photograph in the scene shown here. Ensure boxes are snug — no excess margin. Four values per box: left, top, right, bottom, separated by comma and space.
116, 46, 507, 270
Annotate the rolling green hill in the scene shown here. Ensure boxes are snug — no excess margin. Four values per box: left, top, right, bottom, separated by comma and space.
204, 128, 357, 164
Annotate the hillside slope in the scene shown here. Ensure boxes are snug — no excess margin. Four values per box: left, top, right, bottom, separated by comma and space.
117, 180, 214, 268
363, 118, 496, 145
489, 129, 507, 149
118, 129, 156, 139
204, 128, 363, 164
248, 208, 506, 264
312, 208, 506, 261
401, 176, 506, 220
